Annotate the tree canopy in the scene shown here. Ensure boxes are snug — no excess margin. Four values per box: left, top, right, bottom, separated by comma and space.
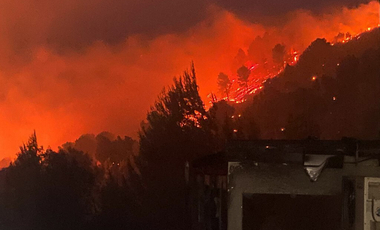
217, 72, 231, 99
138, 63, 217, 230
237, 65, 250, 87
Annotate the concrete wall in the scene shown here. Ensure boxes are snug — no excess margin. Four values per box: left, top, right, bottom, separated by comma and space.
227, 160, 380, 230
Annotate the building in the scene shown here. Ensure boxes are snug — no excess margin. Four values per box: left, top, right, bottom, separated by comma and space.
190, 139, 380, 230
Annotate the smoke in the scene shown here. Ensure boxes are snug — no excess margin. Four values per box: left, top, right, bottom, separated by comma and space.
0, 0, 378, 159
215, 0, 373, 23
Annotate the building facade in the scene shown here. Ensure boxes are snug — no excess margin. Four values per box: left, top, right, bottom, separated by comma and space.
190, 139, 380, 230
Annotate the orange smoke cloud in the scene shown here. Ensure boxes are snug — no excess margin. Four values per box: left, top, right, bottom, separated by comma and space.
0, 1, 378, 159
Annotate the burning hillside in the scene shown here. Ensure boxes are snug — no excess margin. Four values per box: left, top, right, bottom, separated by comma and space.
213, 19, 380, 104
0, 0, 378, 159
214, 26, 380, 141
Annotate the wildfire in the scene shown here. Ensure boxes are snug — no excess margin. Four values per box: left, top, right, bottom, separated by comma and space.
210, 23, 380, 105
215, 47, 300, 104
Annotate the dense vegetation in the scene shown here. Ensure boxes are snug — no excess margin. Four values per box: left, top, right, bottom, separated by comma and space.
0, 28, 379, 230
229, 28, 380, 140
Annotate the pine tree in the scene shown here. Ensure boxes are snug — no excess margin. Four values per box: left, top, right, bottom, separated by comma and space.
138, 63, 217, 230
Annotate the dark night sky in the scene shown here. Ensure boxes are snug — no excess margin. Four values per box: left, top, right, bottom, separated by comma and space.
0, 0, 372, 52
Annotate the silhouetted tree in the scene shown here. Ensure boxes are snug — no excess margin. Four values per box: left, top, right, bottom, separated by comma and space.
62, 134, 97, 159
40, 148, 102, 230
95, 162, 145, 230
217, 72, 231, 100
96, 135, 137, 165
93, 132, 137, 165
233, 48, 248, 71
95, 133, 113, 164
138, 63, 217, 230
209, 100, 235, 145
237, 65, 250, 88
247, 35, 267, 64
272, 43, 286, 65
2, 133, 103, 230
3, 132, 43, 229
59, 131, 144, 229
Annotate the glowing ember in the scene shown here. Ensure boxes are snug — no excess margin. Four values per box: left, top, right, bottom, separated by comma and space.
210, 23, 380, 105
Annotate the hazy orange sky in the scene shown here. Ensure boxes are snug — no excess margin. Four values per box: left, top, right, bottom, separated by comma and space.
0, 0, 378, 160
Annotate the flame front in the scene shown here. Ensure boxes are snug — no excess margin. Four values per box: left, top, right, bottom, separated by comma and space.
211, 17, 380, 105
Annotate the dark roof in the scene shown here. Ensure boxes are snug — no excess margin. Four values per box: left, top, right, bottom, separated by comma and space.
192, 139, 380, 174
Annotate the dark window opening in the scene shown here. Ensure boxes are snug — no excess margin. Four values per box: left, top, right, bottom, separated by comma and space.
243, 193, 342, 230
